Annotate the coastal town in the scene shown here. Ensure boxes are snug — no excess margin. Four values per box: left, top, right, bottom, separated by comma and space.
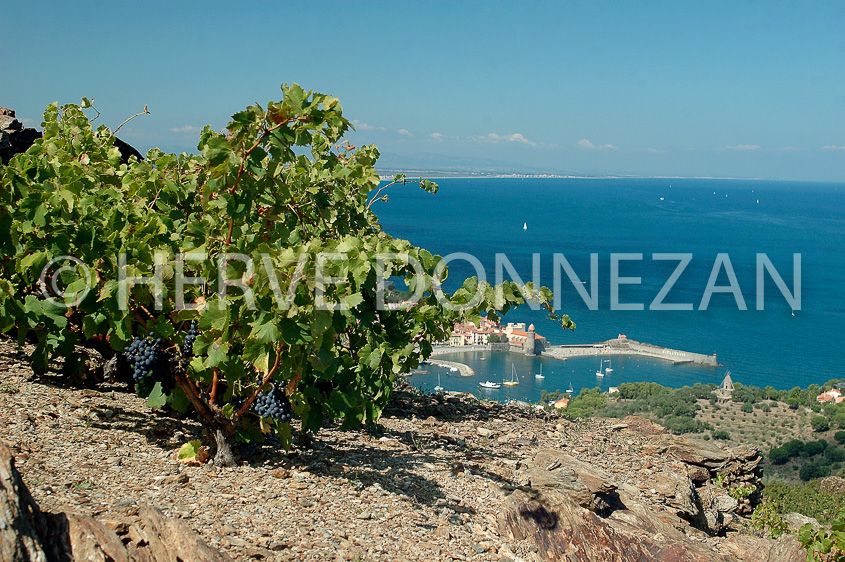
443, 319, 548, 355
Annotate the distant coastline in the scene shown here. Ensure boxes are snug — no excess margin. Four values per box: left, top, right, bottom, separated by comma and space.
377, 170, 769, 181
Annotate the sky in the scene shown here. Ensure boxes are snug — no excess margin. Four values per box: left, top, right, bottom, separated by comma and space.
2, 1, 844, 181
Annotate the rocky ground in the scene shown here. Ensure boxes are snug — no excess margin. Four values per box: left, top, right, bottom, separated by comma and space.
0, 337, 805, 561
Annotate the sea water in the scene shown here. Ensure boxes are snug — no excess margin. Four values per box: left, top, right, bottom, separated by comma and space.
373, 178, 845, 401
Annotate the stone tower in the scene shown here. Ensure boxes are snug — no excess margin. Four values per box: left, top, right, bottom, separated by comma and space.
524, 324, 536, 356
713, 371, 735, 402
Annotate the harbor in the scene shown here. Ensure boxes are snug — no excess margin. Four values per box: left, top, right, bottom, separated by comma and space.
429, 334, 719, 370
411, 331, 723, 402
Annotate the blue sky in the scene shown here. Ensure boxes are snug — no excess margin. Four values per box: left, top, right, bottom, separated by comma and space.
2, 1, 844, 181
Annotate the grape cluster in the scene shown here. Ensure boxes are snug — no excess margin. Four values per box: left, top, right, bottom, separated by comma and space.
124, 335, 174, 392
234, 440, 259, 458
183, 321, 199, 356
252, 381, 293, 422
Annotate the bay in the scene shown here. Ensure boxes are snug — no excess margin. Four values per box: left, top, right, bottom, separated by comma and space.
373, 178, 845, 401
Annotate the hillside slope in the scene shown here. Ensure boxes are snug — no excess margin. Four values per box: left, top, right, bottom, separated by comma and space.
0, 338, 805, 561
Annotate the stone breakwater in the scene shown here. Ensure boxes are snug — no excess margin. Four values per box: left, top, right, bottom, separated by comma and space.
545, 336, 720, 366
425, 359, 475, 377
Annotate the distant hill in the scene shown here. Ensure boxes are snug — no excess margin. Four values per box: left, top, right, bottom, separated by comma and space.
374, 151, 590, 178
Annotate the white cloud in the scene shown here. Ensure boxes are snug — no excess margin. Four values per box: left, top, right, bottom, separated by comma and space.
430, 132, 447, 141
820, 145, 845, 151
723, 144, 760, 151
472, 132, 537, 146
171, 125, 201, 133
578, 138, 617, 150
351, 119, 377, 130
397, 128, 413, 137
646, 147, 664, 153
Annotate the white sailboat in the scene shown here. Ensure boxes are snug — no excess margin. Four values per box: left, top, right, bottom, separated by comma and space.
523, 222, 527, 230
503, 364, 520, 386
595, 359, 604, 378
434, 372, 444, 393
535, 364, 545, 379
566, 382, 574, 394
604, 359, 613, 375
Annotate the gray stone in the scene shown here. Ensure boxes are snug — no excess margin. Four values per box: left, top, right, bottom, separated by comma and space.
783, 512, 821, 532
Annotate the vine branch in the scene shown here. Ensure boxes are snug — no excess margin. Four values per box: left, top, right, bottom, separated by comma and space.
366, 180, 400, 210
114, 105, 150, 134
210, 367, 220, 404
174, 372, 217, 427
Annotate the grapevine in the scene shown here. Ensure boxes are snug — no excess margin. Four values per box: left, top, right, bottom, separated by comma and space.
0, 84, 573, 466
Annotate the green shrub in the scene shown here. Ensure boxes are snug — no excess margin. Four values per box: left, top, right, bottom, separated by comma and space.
798, 509, 845, 560
804, 440, 829, 457
565, 387, 606, 419
661, 415, 710, 435
751, 502, 789, 539
713, 430, 731, 440
811, 415, 831, 432
835, 431, 845, 444
782, 439, 806, 457
800, 461, 831, 482
825, 447, 845, 464
769, 446, 790, 464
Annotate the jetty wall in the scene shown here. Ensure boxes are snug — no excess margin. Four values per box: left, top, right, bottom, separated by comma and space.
545, 337, 718, 366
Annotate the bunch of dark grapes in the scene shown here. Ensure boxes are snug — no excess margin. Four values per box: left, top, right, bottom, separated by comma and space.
124, 335, 175, 393
169, 322, 199, 381
234, 441, 259, 458
252, 381, 293, 422
183, 321, 199, 356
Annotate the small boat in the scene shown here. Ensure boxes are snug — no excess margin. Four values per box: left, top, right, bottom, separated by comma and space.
479, 381, 501, 389
535, 364, 545, 379
434, 372, 444, 393
595, 359, 604, 378
566, 382, 574, 394
604, 359, 613, 375
523, 222, 527, 230
503, 364, 520, 386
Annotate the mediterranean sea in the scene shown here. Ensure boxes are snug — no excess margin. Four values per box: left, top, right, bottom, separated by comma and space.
372, 178, 845, 402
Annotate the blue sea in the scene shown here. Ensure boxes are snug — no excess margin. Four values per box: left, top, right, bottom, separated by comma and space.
372, 178, 845, 402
